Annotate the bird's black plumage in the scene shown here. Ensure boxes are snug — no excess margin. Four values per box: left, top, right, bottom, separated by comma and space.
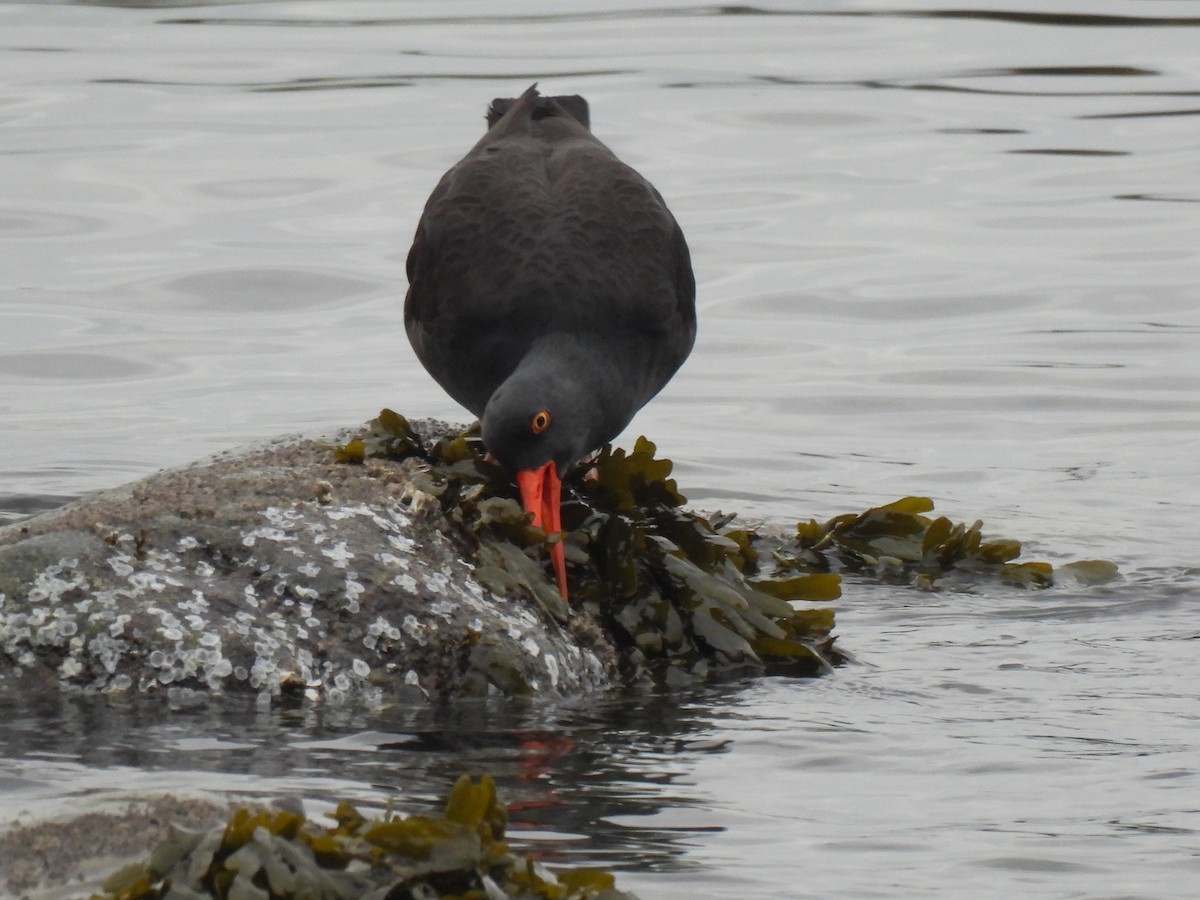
404, 85, 696, 477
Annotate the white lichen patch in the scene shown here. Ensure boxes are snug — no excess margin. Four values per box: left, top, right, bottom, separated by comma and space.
375, 552, 411, 570
25, 563, 87, 604
321, 541, 354, 568
181, 590, 210, 613
363, 615, 403, 652
401, 614, 430, 646
505, 606, 544, 642
543, 652, 560, 689
423, 570, 452, 597
520, 636, 542, 659
427, 599, 458, 622
242, 527, 296, 548
263, 506, 305, 526
107, 555, 135, 578
387, 533, 416, 554
142, 547, 184, 573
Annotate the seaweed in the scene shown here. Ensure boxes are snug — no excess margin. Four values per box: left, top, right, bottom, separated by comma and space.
335, 410, 1117, 687
95, 775, 637, 900
337, 413, 842, 685
334, 409, 426, 464
773, 495, 1119, 591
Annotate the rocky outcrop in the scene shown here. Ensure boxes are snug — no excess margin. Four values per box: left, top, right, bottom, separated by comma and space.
0, 422, 617, 704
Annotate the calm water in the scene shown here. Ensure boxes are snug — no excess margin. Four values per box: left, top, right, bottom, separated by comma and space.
2, 1, 1199, 897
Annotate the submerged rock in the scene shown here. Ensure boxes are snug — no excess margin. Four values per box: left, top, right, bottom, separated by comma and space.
0, 420, 618, 703
1, 777, 639, 900
0, 794, 234, 900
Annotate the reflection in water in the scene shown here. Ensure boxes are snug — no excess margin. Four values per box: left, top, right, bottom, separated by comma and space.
0, 686, 741, 871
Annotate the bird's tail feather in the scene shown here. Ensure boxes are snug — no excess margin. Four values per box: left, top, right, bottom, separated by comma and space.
486, 84, 591, 132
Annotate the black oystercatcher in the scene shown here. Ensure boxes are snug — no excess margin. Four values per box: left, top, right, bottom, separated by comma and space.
405, 85, 696, 599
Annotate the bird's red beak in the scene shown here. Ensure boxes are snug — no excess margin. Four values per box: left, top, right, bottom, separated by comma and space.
516, 460, 569, 600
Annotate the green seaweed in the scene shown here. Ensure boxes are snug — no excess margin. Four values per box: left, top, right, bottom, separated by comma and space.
334, 410, 1117, 687
95, 775, 635, 900
771, 495, 1116, 591
336, 416, 841, 682
335, 408, 425, 464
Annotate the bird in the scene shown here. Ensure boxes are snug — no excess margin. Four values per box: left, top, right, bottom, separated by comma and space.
404, 85, 696, 600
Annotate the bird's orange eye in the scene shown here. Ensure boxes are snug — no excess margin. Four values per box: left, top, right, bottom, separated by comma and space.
530, 409, 551, 434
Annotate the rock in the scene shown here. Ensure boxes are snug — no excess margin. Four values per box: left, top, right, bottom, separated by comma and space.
0, 421, 618, 703
0, 794, 234, 900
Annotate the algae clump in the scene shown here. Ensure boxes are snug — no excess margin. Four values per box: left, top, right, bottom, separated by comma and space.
776, 495, 1118, 591
338, 412, 844, 686
336, 410, 1117, 687
95, 774, 637, 900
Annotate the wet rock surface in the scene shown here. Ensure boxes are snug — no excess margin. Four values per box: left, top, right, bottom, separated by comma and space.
1, 779, 641, 900
3, 411, 1095, 706
0, 795, 234, 900
0, 420, 617, 704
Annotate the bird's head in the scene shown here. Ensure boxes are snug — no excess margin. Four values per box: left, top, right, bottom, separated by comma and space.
481, 372, 596, 601
480, 369, 594, 479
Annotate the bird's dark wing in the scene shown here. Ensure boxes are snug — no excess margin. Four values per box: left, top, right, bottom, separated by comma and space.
405, 87, 695, 415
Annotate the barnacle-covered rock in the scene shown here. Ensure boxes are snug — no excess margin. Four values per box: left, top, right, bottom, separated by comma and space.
0, 410, 1115, 701
0, 419, 616, 703
338, 414, 844, 687
0, 795, 234, 900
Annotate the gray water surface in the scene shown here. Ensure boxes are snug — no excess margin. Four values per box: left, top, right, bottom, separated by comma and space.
2, 2, 1199, 897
